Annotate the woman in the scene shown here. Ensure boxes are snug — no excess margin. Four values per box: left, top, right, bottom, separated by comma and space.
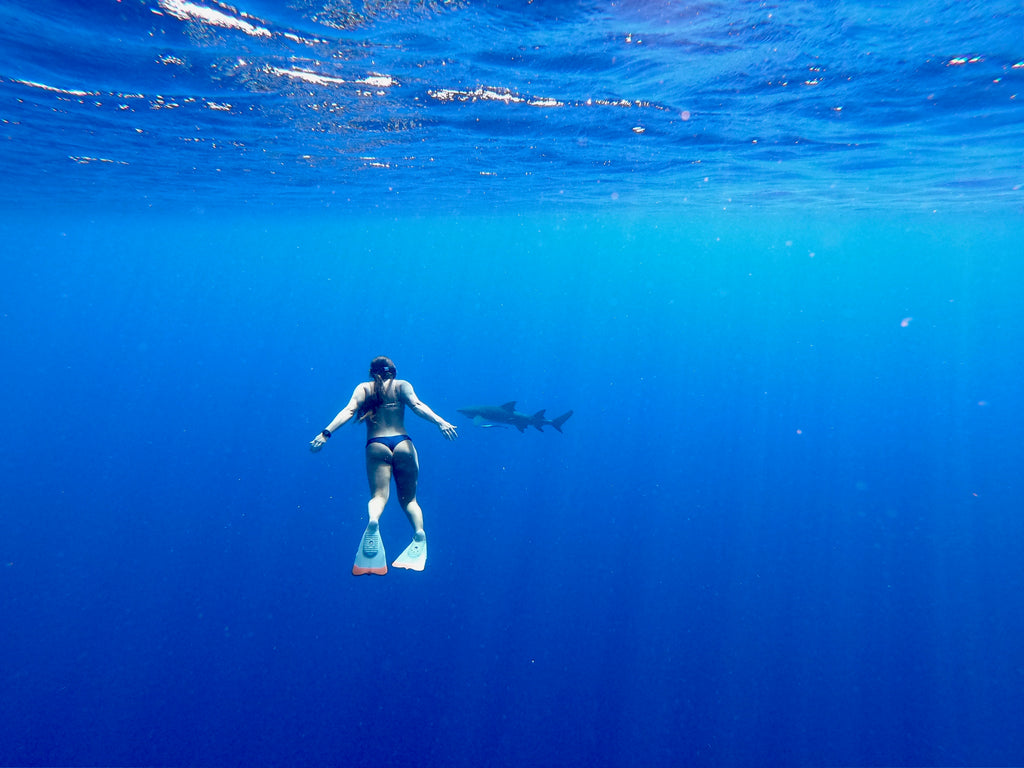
309, 356, 458, 575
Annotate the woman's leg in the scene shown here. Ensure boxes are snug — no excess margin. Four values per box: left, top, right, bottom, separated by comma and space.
365, 443, 393, 524
392, 441, 424, 534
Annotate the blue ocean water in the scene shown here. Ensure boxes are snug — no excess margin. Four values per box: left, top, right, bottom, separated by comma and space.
2, 2, 1024, 767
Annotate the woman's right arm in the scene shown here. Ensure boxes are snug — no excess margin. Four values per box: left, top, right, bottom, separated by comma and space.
309, 385, 365, 452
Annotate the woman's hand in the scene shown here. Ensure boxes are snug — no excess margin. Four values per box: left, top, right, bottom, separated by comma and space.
438, 421, 458, 440
309, 433, 329, 452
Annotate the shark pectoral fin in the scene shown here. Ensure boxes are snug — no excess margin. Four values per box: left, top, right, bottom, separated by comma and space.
472, 416, 508, 429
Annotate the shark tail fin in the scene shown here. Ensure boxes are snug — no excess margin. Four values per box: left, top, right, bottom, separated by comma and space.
551, 410, 574, 433
531, 409, 546, 432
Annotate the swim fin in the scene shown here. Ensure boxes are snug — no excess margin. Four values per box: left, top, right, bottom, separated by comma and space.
392, 530, 427, 571
352, 521, 387, 576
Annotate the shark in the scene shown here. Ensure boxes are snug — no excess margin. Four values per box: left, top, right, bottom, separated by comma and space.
457, 402, 574, 433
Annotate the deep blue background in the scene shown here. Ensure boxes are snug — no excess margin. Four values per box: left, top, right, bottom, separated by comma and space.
2, 210, 1022, 766
2, 0, 1024, 763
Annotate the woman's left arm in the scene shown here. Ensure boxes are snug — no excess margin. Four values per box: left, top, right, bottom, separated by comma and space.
402, 382, 458, 440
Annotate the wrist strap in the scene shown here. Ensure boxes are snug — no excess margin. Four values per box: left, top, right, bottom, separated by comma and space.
321, 429, 332, 439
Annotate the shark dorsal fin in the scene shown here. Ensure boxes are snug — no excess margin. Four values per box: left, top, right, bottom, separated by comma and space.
500, 401, 516, 411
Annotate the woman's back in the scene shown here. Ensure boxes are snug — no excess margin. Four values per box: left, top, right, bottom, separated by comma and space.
362, 379, 407, 437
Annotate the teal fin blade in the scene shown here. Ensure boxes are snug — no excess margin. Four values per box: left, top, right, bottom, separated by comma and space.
353, 522, 387, 576
392, 531, 427, 571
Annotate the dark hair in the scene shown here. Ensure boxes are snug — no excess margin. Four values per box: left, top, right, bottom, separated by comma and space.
360, 356, 396, 423
369, 356, 396, 380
